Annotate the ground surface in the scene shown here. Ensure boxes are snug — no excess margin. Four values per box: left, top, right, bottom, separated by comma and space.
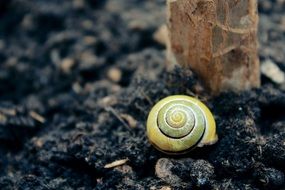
0, 0, 284, 189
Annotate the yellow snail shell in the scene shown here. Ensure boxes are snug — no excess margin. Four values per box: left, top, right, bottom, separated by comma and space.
146, 95, 218, 154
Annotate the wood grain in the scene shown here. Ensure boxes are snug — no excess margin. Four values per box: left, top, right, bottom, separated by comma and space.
167, 0, 260, 94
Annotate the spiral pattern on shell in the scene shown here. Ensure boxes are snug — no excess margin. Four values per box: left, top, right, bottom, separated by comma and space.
147, 95, 217, 154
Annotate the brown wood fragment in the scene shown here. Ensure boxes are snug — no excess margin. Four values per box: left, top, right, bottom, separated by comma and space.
29, 111, 46, 123
120, 114, 138, 128
0, 108, 16, 116
167, 0, 260, 94
104, 159, 129, 169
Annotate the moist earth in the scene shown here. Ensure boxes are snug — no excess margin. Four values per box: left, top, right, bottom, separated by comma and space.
0, 0, 284, 189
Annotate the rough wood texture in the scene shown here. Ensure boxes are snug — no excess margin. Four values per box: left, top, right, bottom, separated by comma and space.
167, 0, 260, 94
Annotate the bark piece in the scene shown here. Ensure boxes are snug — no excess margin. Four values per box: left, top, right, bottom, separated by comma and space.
167, 0, 260, 94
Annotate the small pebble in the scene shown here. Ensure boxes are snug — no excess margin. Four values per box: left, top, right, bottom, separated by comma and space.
79, 51, 99, 68
72, 82, 82, 94
153, 24, 168, 46
155, 158, 182, 184
107, 67, 122, 83
73, 0, 85, 9
61, 58, 75, 73
21, 14, 34, 30
83, 36, 97, 46
261, 59, 285, 84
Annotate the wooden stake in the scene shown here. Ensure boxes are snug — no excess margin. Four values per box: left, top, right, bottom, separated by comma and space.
167, 0, 260, 94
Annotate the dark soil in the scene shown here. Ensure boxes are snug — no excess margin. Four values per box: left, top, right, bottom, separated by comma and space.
0, 0, 284, 189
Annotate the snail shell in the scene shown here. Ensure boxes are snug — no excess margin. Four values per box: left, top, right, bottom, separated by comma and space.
146, 95, 218, 154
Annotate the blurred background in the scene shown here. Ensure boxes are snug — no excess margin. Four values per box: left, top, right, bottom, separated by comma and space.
0, 0, 284, 189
